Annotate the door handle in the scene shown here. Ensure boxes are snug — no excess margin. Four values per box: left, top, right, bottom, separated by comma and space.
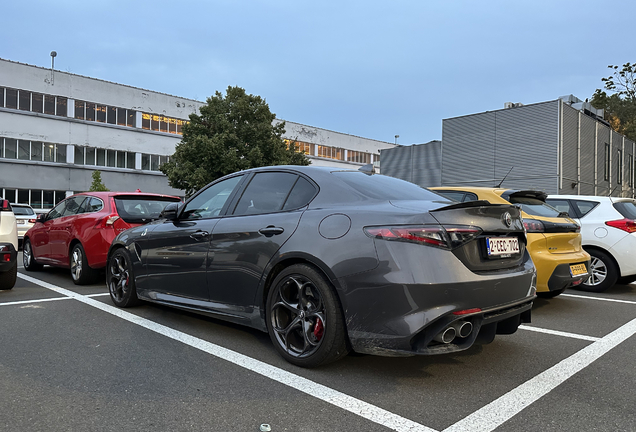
259, 226, 284, 236
190, 230, 210, 240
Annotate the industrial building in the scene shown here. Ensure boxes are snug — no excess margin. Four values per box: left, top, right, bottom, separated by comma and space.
381, 96, 635, 197
0, 57, 395, 210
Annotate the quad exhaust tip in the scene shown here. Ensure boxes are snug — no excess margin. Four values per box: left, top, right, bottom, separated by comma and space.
434, 320, 473, 344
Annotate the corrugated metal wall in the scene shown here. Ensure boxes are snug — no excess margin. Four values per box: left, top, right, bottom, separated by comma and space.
442, 101, 559, 192
596, 124, 611, 195
380, 141, 442, 187
579, 114, 596, 195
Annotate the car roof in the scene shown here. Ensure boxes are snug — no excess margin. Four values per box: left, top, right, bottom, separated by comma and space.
547, 195, 635, 202
70, 191, 181, 199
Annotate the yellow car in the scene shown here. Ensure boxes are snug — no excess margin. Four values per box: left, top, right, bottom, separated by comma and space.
430, 187, 591, 298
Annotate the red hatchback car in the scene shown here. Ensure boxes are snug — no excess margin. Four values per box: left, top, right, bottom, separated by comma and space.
23, 192, 181, 284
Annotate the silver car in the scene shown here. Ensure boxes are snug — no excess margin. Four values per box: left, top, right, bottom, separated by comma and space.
11, 203, 37, 244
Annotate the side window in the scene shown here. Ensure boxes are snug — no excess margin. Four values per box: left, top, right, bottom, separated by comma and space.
233, 172, 298, 216
79, 197, 104, 214
182, 175, 243, 220
282, 176, 317, 210
546, 199, 572, 216
61, 196, 87, 217
573, 200, 599, 217
47, 200, 67, 220
463, 193, 478, 202
433, 191, 464, 202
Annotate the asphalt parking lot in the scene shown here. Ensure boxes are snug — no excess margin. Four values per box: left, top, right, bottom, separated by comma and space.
2, 256, 636, 432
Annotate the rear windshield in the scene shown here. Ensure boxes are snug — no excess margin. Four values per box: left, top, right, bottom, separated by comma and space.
331, 172, 445, 201
12, 206, 35, 215
507, 196, 561, 217
114, 197, 180, 223
614, 201, 636, 220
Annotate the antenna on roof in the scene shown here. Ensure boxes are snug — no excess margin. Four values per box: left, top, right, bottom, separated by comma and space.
358, 163, 375, 175
496, 166, 514, 188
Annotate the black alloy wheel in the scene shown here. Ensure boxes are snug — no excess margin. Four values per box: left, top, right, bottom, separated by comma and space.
22, 239, 43, 271
579, 249, 618, 293
69, 243, 98, 285
266, 264, 349, 368
107, 248, 140, 308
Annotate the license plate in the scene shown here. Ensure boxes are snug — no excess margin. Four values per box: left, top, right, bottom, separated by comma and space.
486, 237, 520, 257
570, 263, 588, 276
16, 220, 26, 225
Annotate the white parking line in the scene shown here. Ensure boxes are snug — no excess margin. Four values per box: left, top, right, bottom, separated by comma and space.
86, 293, 110, 298
519, 325, 600, 342
0, 296, 70, 307
561, 293, 636, 305
16, 273, 437, 432
444, 316, 636, 432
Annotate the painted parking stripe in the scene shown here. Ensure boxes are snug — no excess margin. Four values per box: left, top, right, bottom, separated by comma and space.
0, 296, 71, 307
562, 293, 636, 305
86, 293, 110, 298
519, 325, 600, 342
444, 316, 636, 432
16, 273, 437, 432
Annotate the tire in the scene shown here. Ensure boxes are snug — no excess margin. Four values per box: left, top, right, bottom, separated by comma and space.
107, 248, 140, 308
266, 264, 349, 368
536, 288, 566, 299
69, 243, 98, 285
0, 261, 17, 290
579, 249, 618, 293
22, 239, 43, 271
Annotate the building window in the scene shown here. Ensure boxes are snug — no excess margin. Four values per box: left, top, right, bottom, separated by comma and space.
141, 153, 169, 171
1, 188, 66, 209
141, 113, 187, 135
44, 95, 56, 115
627, 154, 633, 187
96, 104, 107, 123
31, 142, 43, 161
56, 96, 67, 117
32, 93, 43, 113
604, 143, 610, 182
617, 149, 623, 185
347, 150, 371, 164
0, 137, 66, 163
317, 145, 344, 161
86, 102, 96, 121
19, 91, 30, 111
5, 88, 17, 109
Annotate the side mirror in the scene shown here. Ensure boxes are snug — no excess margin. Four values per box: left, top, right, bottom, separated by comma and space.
160, 202, 180, 221
37, 214, 47, 223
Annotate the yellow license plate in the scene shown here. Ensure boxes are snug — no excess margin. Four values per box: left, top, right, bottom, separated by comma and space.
570, 263, 588, 276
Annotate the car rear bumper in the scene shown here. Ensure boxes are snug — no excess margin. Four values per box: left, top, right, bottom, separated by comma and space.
609, 233, 636, 277
0, 242, 17, 271
547, 260, 591, 291
337, 242, 537, 356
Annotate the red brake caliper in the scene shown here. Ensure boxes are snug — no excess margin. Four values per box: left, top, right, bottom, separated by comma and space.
313, 318, 324, 341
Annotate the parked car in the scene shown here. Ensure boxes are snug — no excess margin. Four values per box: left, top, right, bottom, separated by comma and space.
0, 199, 18, 290
430, 187, 591, 298
546, 195, 636, 292
23, 192, 181, 285
11, 203, 37, 246
107, 166, 536, 367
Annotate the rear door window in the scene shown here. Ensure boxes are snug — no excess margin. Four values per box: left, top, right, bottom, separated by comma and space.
546, 199, 574, 217
613, 201, 636, 219
115, 196, 181, 223
79, 197, 104, 213
233, 172, 298, 216
61, 196, 88, 217
282, 176, 317, 210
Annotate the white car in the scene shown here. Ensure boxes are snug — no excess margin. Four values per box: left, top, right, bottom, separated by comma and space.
546, 195, 636, 292
0, 199, 18, 290
11, 203, 37, 244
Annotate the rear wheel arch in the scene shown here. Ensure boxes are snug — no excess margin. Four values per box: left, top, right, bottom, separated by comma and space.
583, 245, 621, 277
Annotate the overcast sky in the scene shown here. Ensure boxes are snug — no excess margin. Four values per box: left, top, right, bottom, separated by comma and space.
3, 0, 634, 145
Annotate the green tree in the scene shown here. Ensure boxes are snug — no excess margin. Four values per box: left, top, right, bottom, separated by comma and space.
160, 86, 310, 196
89, 170, 109, 192
591, 63, 636, 141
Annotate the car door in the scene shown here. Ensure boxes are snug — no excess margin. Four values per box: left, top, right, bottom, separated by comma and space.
142, 175, 245, 301
30, 199, 67, 263
207, 171, 317, 310
48, 196, 88, 264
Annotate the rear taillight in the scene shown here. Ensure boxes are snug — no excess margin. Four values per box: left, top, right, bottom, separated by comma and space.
105, 215, 120, 226
94, 214, 121, 228
605, 218, 636, 233
28, 218, 36, 223
523, 219, 545, 233
364, 225, 482, 249
0, 245, 10, 262
0, 200, 10, 211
